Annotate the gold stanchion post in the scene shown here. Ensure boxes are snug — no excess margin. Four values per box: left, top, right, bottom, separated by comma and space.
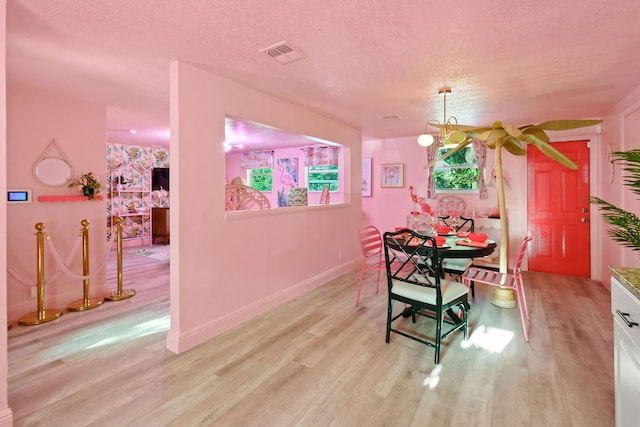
104, 217, 136, 301
68, 219, 104, 311
18, 223, 63, 325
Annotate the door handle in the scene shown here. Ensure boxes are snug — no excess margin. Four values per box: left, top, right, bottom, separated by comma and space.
581, 218, 589, 223
616, 310, 639, 328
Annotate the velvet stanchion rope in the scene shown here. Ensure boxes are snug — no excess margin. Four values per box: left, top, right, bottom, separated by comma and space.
7, 230, 116, 286
7, 232, 84, 287
45, 232, 116, 281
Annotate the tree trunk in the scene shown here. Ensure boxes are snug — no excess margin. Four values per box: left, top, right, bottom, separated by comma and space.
491, 142, 516, 308
495, 143, 508, 273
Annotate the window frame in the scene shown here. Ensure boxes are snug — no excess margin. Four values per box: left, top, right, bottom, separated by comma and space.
305, 164, 340, 193
434, 146, 480, 194
247, 167, 273, 192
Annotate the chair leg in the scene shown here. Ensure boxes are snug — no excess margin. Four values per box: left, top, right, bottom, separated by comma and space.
517, 274, 530, 320
385, 300, 393, 343
513, 283, 529, 342
375, 268, 381, 294
355, 264, 365, 306
462, 278, 475, 299
434, 309, 443, 364
460, 303, 469, 340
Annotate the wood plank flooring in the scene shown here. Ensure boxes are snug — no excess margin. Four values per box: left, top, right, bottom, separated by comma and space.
7, 249, 614, 426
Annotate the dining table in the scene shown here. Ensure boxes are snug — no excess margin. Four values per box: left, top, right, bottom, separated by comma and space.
385, 230, 498, 265
438, 234, 497, 260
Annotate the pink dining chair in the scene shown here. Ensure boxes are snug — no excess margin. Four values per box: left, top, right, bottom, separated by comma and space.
461, 235, 533, 341
356, 226, 386, 306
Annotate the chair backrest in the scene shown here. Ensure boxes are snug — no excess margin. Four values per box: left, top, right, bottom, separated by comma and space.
225, 184, 271, 211
457, 216, 475, 232
382, 229, 443, 298
436, 195, 466, 217
359, 226, 383, 259
440, 215, 474, 232
319, 184, 330, 204
513, 235, 533, 273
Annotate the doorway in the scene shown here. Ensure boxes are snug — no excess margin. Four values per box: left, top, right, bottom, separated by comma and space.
527, 140, 591, 277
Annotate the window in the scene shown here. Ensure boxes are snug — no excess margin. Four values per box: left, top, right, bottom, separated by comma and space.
307, 165, 339, 192
249, 168, 273, 192
434, 146, 480, 192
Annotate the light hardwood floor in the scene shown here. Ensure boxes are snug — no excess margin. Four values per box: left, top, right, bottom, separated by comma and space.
7, 249, 614, 426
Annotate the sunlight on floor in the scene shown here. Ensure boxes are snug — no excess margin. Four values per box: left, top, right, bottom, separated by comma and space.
40, 315, 171, 360
460, 325, 514, 353
422, 364, 443, 389
86, 315, 170, 349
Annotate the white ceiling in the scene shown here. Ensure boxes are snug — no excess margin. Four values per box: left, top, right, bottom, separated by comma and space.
7, 0, 640, 149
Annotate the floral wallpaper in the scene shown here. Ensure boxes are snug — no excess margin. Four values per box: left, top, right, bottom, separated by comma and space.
106, 143, 170, 240
106, 144, 170, 170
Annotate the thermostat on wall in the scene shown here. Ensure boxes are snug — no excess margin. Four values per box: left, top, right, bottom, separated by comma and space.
7, 189, 32, 204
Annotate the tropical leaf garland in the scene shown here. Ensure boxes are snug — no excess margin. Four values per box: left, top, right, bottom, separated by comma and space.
590, 149, 640, 251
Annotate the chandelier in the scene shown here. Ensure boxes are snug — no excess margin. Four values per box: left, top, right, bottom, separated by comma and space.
417, 87, 465, 147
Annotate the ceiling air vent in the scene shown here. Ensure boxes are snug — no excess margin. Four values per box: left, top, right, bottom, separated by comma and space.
260, 41, 306, 64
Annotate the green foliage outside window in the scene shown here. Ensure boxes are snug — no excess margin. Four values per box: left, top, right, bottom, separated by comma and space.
434, 147, 479, 191
308, 165, 339, 192
250, 168, 272, 192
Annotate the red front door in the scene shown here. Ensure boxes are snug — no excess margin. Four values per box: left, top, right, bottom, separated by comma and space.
527, 140, 590, 277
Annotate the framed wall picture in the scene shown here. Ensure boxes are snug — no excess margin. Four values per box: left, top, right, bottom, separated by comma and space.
277, 157, 298, 207
381, 163, 404, 188
362, 158, 372, 197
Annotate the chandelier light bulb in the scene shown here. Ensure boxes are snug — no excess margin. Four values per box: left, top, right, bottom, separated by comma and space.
418, 133, 435, 147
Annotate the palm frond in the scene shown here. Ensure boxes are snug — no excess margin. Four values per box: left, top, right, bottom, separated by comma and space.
590, 196, 640, 251
530, 119, 603, 131
613, 150, 640, 197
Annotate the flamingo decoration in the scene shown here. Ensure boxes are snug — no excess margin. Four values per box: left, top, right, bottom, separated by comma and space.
278, 162, 296, 189
409, 185, 420, 204
409, 186, 434, 215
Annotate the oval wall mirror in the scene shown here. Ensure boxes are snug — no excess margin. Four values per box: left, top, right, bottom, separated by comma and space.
32, 157, 74, 187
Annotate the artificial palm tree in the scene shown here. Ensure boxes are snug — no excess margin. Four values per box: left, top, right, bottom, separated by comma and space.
429, 119, 602, 307
590, 149, 640, 250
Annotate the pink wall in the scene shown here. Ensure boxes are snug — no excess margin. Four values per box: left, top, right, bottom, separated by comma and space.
6, 84, 108, 321
226, 146, 345, 207
166, 62, 362, 353
1, 2, 12, 425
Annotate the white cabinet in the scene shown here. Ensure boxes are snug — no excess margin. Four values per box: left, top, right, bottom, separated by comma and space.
612, 276, 640, 427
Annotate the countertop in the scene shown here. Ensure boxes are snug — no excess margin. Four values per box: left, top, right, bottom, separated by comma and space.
610, 266, 640, 300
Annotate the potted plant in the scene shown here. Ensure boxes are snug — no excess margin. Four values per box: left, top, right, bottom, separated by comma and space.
590, 149, 640, 250
68, 172, 102, 200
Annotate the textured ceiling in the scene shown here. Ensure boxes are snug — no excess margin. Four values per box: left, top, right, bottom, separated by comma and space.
7, 0, 640, 149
